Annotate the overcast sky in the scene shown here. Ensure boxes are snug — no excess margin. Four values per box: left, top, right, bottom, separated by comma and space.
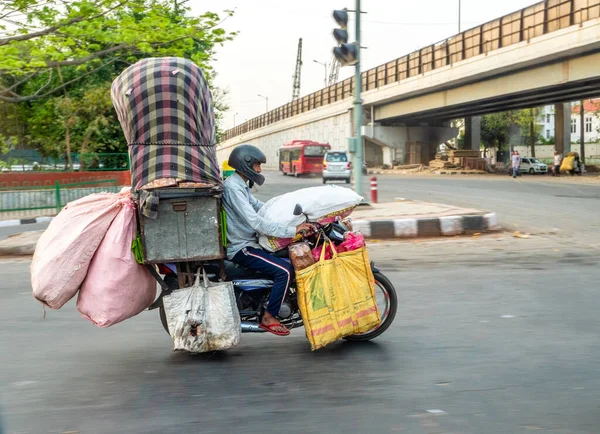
192, 0, 542, 130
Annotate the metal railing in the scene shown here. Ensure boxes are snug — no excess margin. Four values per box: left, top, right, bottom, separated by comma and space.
222, 0, 600, 142
0, 152, 130, 172
0, 179, 120, 218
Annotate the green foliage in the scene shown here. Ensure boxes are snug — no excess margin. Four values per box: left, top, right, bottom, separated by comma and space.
0, 0, 235, 160
480, 108, 544, 151
480, 112, 513, 151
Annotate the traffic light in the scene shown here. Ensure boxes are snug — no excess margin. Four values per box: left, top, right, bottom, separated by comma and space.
332, 9, 358, 66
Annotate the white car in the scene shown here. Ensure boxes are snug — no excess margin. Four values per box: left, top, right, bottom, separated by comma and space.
520, 157, 548, 174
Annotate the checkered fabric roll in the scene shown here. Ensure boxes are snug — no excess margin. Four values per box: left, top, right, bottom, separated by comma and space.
111, 57, 222, 190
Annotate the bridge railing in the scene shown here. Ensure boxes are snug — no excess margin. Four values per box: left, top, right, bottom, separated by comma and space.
222, 0, 600, 143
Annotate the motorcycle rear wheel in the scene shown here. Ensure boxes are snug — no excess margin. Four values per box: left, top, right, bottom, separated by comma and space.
344, 272, 398, 342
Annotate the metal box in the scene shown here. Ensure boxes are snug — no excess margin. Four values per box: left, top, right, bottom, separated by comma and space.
139, 188, 224, 263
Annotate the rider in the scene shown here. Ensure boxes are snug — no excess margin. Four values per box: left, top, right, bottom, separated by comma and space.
223, 144, 313, 336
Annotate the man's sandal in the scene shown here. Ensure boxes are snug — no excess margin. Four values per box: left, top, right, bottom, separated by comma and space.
259, 322, 290, 336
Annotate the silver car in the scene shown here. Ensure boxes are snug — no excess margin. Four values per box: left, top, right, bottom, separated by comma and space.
322, 151, 351, 184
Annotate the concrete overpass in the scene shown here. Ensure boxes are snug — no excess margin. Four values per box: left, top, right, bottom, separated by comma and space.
217, 0, 600, 167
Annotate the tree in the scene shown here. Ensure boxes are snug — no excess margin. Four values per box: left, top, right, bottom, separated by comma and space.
0, 0, 234, 102
0, 1, 235, 160
480, 108, 544, 159
480, 112, 512, 156
512, 108, 542, 158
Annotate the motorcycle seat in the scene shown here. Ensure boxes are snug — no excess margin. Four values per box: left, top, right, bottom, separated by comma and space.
203, 260, 265, 280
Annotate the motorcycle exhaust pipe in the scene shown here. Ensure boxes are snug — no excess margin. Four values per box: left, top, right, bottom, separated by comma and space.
241, 321, 266, 333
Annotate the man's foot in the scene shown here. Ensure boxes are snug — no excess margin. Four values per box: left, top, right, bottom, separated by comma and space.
260, 312, 290, 336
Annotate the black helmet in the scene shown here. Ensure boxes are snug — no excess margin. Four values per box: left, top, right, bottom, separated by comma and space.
228, 144, 266, 186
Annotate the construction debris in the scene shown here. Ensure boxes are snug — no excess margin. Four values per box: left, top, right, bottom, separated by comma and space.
429, 150, 488, 172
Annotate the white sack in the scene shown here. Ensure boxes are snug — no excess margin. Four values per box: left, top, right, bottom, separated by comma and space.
258, 185, 362, 252
162, 270, 241, 353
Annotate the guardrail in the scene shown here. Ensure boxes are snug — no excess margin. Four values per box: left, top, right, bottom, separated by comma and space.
0, 180, 120, 218
222, 0, 600, 142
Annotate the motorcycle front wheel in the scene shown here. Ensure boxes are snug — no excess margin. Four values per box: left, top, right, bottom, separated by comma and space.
344, 272, 398, 342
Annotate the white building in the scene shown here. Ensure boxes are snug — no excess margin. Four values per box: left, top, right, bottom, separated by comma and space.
570, 100, 600, 143
538, 105, 556, 141
538, 100, 600, 143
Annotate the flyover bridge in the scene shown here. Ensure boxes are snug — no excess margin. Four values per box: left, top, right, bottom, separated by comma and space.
217, 0, 600, 167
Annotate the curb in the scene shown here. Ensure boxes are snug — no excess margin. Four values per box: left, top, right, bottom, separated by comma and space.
432, 171, 487, 175
353, 213, 500, 239
367, 170, 488, 176
0, 216, 53, 228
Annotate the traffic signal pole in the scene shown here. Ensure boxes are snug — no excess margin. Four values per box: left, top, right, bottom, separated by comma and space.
353, 0, 364, 198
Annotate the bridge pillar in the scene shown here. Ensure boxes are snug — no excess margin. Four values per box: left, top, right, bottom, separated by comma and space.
554, 103, 571, 155
463, 116, 481, 152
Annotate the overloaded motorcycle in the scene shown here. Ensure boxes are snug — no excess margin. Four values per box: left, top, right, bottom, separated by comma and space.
154, 204, 398, 342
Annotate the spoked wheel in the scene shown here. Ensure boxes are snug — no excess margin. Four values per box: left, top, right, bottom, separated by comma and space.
344, 272, 397, 342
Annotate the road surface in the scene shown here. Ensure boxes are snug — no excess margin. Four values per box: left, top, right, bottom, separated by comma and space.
0, 172, 599, 433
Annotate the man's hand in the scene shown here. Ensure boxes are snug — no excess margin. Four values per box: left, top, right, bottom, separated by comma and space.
296, 223, 314, 236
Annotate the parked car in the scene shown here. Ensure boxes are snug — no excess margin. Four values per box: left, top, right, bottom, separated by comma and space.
520, 157, 548, 174
322, 151, 351, 184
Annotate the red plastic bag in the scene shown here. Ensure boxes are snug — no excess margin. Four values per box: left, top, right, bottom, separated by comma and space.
312, 243, 334, 262
339, 232, 365, 253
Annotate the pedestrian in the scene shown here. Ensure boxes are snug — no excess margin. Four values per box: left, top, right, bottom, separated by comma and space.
553, 151, 561, 177
511, 151, 521, 178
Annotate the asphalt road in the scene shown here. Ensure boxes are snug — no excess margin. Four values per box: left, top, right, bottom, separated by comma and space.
255, 171, 600, 243
1, 236, 599, 433
1, 172, 599, 433
3, 171, 599, 243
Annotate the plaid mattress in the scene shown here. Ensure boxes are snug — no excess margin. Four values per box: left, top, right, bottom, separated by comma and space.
111, 57, 222, 191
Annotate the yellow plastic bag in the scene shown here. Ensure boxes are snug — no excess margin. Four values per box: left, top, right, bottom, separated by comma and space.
560, 155, 575, 172
295, 241, 381, 351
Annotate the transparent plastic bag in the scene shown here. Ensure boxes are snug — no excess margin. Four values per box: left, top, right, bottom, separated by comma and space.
162, 269, 241, 353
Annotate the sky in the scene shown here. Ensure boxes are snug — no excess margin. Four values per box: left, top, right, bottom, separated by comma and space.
191, 0, 544, 130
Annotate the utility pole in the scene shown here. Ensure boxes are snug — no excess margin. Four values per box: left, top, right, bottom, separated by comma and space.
313, 60, 328, 88
458, 0, 461, 33
292, 38, 303, 101
233, 112, 239, 127
353, 0, 364, 197
328, 57, 341, 86
258, 94, 269, 112
580, 100, 586, 163
332, 3, 363, 197
530, 108, 536, 158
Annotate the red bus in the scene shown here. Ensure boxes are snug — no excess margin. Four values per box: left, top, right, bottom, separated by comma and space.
278, 140, 331, 177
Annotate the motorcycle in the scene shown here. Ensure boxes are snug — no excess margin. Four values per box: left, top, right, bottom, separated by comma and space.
153, 204, 398, 342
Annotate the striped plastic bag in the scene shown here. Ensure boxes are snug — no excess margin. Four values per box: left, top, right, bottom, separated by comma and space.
295, 241, 380, 351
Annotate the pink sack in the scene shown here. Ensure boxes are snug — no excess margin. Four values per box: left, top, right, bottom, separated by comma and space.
31, 192, 129, 309
77, 201, 156, 327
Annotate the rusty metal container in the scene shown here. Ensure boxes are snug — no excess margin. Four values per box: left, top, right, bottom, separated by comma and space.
138, 188, 224, 263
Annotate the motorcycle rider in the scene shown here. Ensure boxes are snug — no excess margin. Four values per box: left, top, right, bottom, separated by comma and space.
223, 144, 313, 336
